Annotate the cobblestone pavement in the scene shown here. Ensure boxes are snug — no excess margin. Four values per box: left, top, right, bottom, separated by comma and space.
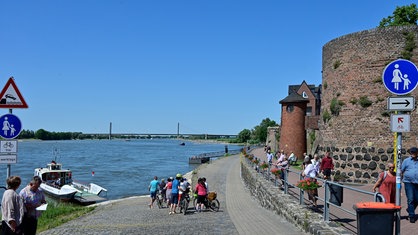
39, 154, 306, 235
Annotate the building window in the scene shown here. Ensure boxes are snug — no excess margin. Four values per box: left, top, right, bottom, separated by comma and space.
302, 91, 308, 98
286, 104, 294, 113
306, 107, 312, 116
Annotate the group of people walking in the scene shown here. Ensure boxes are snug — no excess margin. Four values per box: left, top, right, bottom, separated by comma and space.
148, 174, 209, 214
1, 175, 46, 235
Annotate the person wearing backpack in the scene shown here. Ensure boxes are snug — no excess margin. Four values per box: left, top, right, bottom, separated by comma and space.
372, 162, 396, 203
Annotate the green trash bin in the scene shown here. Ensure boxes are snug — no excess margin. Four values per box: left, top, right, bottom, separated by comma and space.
353, 202, 401, 235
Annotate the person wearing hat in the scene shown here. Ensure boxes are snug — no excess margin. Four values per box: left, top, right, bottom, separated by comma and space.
401, 147, 418, 223
169, 173, 181, 215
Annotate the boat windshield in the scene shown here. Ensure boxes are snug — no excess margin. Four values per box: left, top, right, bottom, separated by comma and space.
48, 163, 62, 170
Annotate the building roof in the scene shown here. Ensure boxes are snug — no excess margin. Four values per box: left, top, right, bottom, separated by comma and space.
279, 92, 309, 104
288, 81, 321, 99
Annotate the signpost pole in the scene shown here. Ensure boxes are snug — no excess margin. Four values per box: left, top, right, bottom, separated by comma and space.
395, 132, 402, 235
7, 108, 12, 178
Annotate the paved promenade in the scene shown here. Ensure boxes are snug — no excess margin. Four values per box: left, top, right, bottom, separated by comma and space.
39, 153, 306, 235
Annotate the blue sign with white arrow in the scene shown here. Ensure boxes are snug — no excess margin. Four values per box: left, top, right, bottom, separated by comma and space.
382, 59, 418, 95
0, 114, 22, 139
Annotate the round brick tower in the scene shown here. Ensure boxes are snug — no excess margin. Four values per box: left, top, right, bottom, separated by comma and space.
279, 93, 308, 161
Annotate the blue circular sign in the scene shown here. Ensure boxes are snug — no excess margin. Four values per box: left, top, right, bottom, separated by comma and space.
0, 114, 22, 139
382, 59, 418, 95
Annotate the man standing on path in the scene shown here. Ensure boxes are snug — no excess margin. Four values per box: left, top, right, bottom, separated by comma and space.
401, 147, 418, 223
320, 152, 334, 180
20, 176, 46, 235
148, 176, 159, 208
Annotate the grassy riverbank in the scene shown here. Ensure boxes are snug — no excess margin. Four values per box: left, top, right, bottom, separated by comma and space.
37, 201, 95, 233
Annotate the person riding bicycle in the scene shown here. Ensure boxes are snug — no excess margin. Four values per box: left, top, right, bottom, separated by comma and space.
195, 178, 207, 212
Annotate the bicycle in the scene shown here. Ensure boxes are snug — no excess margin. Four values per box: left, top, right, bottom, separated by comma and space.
156, 190, 166, 209
179, 192, 190, 215
193, 191, 220, 212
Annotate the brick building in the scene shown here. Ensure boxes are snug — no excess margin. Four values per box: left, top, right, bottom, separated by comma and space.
278, 81, 322, 160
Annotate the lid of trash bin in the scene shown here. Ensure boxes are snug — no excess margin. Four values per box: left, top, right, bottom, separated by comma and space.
354, 202, 401, 210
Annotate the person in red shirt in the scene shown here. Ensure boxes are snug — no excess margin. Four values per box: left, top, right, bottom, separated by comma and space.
320, 152, 334, 180
194, 178, 207, 212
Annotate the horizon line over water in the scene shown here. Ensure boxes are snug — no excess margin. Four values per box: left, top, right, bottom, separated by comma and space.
0, 139, 242, 200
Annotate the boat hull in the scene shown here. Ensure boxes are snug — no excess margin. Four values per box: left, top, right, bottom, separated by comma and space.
40, 184, 78, 201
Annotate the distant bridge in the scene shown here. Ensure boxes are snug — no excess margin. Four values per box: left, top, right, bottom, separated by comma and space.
81, 133, 238, 139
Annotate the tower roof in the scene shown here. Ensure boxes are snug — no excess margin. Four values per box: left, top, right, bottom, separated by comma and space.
279, 92, 309, 104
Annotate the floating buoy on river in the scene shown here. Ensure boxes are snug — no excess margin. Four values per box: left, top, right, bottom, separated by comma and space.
92, 171, 95, 176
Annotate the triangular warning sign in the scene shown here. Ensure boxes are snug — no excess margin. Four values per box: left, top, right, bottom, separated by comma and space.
0, 77, 28, 108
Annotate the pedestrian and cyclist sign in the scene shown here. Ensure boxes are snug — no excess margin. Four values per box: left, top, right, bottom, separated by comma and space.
382, 59, 418, 95
0, 114, 22, 139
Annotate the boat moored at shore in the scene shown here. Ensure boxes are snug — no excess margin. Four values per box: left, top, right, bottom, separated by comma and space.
34, 161, 107, 204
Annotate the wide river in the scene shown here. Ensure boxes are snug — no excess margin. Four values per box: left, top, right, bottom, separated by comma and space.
0, 139, 242, 200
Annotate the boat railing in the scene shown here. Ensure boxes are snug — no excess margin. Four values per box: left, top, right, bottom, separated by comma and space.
72, 180, 90, 191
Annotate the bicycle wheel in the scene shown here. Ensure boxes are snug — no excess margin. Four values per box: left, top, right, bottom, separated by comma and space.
209, 199, 220, 212
192, 197, 197, 208
183, 200, 188, 215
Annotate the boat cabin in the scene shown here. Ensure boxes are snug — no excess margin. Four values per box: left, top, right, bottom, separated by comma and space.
35, 162, 73, 187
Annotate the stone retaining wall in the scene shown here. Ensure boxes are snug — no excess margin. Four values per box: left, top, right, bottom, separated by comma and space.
241, 158, 351, 235
315, 145, 404, 184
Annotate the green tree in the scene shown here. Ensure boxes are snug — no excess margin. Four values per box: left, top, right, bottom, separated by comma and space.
379, 4, 418, 27
35, 129, 49, 140
17, 129, 35, 139
252, 118, 278, 143
237, 129, 251, 143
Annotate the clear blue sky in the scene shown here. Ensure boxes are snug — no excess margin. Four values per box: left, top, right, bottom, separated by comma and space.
0, 1, 415, 135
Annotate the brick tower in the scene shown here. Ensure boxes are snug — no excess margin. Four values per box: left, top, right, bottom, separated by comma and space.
279, 93, 308, 161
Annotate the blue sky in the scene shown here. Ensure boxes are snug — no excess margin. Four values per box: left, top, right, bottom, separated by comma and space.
0, 1, 415, 135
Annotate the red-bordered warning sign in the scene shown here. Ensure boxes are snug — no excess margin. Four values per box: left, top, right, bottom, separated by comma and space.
0, 77, 28, 108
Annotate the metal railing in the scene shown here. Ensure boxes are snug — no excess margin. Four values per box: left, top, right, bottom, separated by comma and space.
244, 157, 385, 223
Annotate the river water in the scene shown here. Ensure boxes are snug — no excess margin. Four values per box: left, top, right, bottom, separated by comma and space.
0, 139, 241, 200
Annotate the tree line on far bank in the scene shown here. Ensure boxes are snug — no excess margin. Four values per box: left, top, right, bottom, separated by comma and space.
15, 117, 279, 143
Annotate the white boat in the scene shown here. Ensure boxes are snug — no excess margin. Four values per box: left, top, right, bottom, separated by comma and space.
34, 161, 107, 204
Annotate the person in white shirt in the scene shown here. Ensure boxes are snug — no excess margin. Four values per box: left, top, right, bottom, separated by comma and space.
288, 152, 297, 165
311, 154, 321, 176
266, 149, 273, 165
276, 150, 285, 164
302, 159, 318, 207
